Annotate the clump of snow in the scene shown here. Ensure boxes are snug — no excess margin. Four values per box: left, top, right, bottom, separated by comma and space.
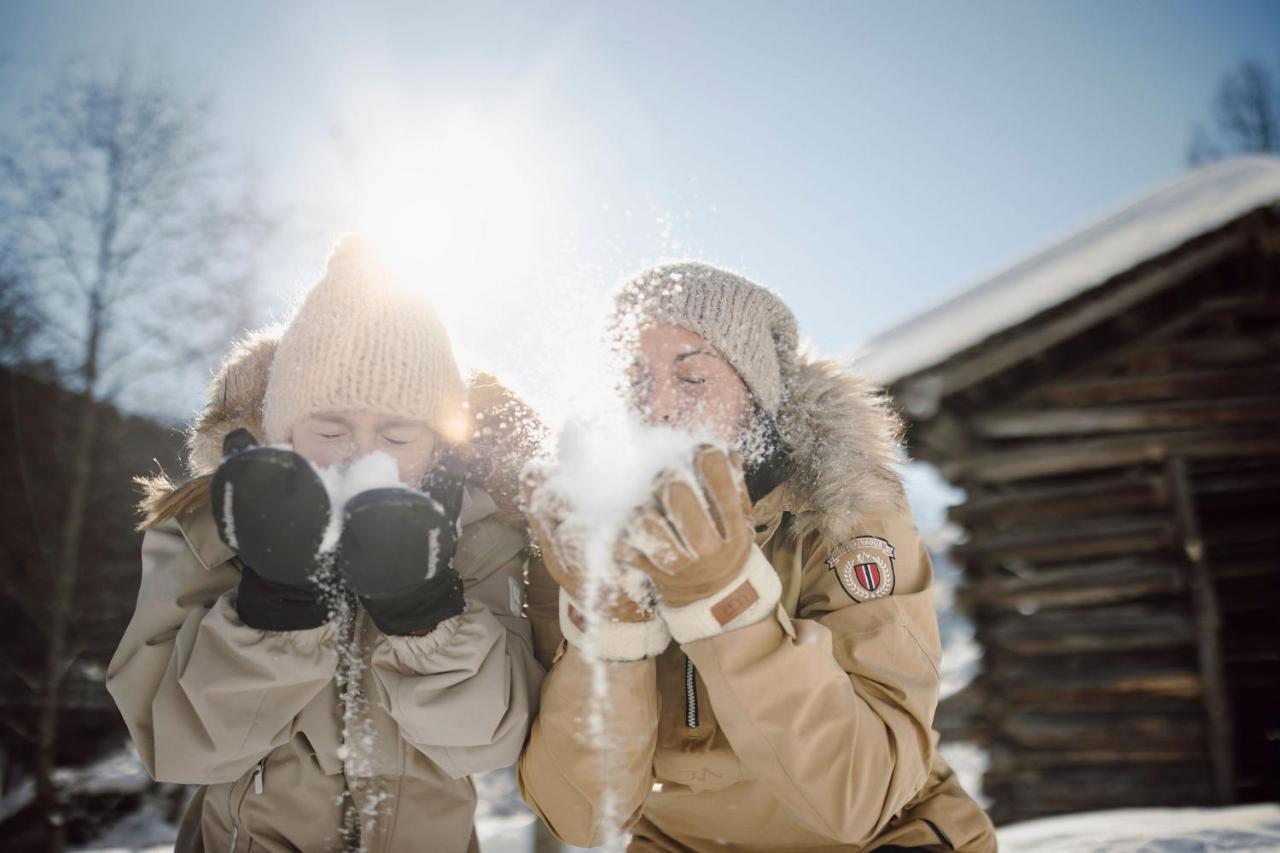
527, 415, 706, 622
313, 451, 405, 554
524, 413, 704, 846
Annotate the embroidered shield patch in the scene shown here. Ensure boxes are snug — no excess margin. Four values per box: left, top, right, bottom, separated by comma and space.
825, 536, 896, 602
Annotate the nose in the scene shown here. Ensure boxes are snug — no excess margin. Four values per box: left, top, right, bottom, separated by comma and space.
643, 375, 680, 426
352, 430, 379, 459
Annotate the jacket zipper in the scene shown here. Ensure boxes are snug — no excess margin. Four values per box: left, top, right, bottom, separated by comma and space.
684, 656, 699, 729
227, 756, 266, 852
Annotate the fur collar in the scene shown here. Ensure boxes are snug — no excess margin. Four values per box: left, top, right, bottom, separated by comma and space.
776, 354, 907, 544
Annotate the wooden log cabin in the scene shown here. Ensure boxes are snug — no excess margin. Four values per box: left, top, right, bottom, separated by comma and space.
859, 156, 1280, 824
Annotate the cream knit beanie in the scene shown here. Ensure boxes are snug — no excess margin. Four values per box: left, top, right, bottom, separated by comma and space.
613, 262, 799, 415
261, 237, 467, 443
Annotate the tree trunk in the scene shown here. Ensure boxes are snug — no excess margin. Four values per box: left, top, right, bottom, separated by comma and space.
35, 386, 99, 853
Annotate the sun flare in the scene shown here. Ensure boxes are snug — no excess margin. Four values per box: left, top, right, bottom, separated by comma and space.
353, 115, 559, 331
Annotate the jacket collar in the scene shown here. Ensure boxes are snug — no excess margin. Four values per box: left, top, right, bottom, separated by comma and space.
774, 355, 907, 543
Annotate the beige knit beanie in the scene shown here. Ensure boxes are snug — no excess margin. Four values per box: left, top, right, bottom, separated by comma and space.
613, 261, 799, 415
261, 236, 467, 443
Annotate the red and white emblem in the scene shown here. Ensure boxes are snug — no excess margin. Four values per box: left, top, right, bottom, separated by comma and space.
826, 536, 896, 602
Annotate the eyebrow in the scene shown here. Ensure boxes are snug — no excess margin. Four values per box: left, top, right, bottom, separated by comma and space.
674, 349, 717, 364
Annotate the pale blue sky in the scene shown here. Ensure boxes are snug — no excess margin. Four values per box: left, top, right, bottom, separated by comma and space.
3, 1, 1278, 417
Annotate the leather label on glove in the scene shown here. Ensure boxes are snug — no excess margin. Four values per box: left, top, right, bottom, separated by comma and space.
711, 580, 759, 626
566, 601, 589, 634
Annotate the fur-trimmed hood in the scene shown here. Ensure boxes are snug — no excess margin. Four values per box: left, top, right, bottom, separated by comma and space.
774, 354, 907, 544
138, 331, 544, 525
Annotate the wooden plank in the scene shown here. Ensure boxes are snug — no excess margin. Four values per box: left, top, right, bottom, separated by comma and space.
965, 559, 1181, 612
972, 395, 1280, 439
999, 710, 1205, 750
991, 746, 1206, 771
934, 232, 1247, 395
955, 517, 1175, 565
997, 671, 1202, 704
986, 608, 1195, 656
1102, 335, 1276, 374
1167, 458, 1237, 804
943, 426, 1280, 484
1027, 365, 1280, 407
951, 475, 1167, 525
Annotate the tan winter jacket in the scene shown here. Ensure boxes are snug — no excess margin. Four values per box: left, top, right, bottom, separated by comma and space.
107, 334, 544, 853
518, 358, 997, 852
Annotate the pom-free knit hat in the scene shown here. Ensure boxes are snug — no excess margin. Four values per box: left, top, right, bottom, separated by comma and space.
261, 237, 467, 443
613, 261, 799, 415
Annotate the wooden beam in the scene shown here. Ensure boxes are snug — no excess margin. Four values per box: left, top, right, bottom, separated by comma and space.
972, 396, 1280, 439
943, 426, 1280, 484
954, 517, 1175, 565
1167, 458, 1236, 805
951, 475, 1167, 525
964, 559, 1181, 612
1026, 365, 1280, 407
986, 607, 1195, 656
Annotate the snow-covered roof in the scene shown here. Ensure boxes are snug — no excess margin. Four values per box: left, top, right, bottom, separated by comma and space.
858, 155, 1280, 385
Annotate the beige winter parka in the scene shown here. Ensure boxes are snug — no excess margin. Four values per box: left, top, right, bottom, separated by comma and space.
517, 358, 998, 852
106, 335, 543, 853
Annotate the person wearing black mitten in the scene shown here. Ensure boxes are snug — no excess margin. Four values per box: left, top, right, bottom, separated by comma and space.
106, 238, 543, 852
338, 452, 468, 635
210, 428, 333, 631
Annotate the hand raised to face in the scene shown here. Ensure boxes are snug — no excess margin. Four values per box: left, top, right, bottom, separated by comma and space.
623, 445, 755, 608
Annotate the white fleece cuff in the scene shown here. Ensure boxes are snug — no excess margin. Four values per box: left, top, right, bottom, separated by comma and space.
559, 589, 672, 662
659, 545, 782, 644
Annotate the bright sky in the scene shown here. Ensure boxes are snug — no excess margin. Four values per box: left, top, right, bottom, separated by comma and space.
3, 0, 1278, 420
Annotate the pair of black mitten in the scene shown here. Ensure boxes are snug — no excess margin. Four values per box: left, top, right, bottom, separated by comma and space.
210, 428, 466, 636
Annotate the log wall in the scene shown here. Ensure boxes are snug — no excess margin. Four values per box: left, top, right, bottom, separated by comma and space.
915, 218, 1280, 823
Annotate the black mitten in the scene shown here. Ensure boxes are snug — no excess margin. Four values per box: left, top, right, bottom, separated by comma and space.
211, 428, 332, 631
337, 452, 467, 635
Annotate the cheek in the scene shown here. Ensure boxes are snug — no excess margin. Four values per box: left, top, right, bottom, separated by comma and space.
300, 445, 340, 470
391, 445, 437, 486
707, 385, 750, 440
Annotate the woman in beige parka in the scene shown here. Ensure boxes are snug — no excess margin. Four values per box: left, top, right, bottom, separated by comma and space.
107, 239, 543, 852
518, 262, 998, 852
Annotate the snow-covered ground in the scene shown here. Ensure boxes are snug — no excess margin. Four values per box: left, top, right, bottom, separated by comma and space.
997, 803, 1280, 852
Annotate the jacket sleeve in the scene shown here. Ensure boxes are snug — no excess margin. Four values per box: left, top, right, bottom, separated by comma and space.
369, 513, 544, 778
682, 507, 942, 846
516, 554, 661, 847
106, 513, 339, 785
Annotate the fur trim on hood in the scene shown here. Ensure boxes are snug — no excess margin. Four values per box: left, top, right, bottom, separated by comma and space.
776, 354, 907, 544
137, 332, 543, 527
